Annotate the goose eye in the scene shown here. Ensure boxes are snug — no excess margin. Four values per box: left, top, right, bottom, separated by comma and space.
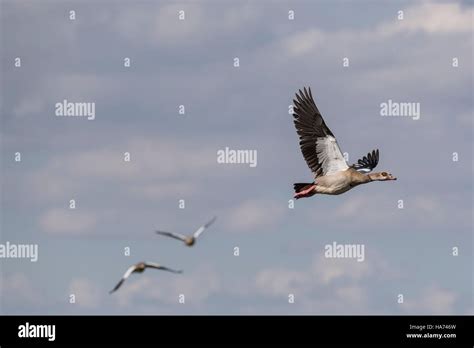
382, 172, 388, 177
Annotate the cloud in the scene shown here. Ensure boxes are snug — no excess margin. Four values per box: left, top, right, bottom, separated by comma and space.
69, 278, 101, 308
1, 0, 472, 315
322, 191, 472, 231
39, 209, 98, 235
267, 2, 473, 89
254, 251, 375, 303
128, 181, 199, 201
281, 29, 326, 57
312, 253, 372, 285
255, 268, 309, 296
112, 265, 220, 309
251, 247, 405, 314
403, 287, 458, 314
335, 285, 368, 306
25, 136, 216, 202
26, 165, 82, 201
381, 3, 473, 35
227, 199, 286, 233
111, 2, 265, 48
51, 74, 115, 100
13, 96, 46, 117
1, 273, 40, 307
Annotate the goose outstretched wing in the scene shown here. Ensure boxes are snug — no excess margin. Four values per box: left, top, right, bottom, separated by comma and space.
292, 87, 349, 178
351, 149, 379, 173
155, 230, 187, 242
109, 264, 136, 294
193, 216, 217, 239
144, 262, 182, 274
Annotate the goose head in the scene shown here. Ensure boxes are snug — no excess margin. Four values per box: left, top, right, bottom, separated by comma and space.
369, 171, 397, 181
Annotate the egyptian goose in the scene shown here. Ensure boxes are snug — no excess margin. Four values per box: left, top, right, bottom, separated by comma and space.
109, 262, 182, 294
292, 87, 396, 199
155, 217, 217, 247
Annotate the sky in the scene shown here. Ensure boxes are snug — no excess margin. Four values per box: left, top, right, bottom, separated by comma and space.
0, 0, 472, 315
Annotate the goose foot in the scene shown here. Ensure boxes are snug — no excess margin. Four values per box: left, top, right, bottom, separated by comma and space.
294, 184, 317, 199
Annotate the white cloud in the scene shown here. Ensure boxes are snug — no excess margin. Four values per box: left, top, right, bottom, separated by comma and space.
282, 29, 326, 57
330, 193, 400, 226
412, 195, 443, 215
1, 273, 40, 307
112, 2, 265, 47
227, 199, 286, 233
335, 285, 368, 306
27, 165, 83, 201
65, 148, 140, 180
254, 251, 375, 304
13, 73, 120, 116
39, 209, 97, 235
26, 136, 216, 202
381, 3, 473, 35
51, 74, 112, 100
323, 191, 472, 231
404, 287, 457, 314
271, 2, 473, 70
69, 278, 101, 308
113, 265, 220, 308
13, 96, 46, 117
312, 253, 372, 285
255, 268, 309, 296
251, 248, 402, 314
128, 181, 199, 201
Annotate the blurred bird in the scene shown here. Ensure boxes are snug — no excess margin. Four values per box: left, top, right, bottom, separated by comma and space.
155, 217, 217, 247
109, 262, 182, 294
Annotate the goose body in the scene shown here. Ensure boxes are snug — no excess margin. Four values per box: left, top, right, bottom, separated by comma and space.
292, 87, 396, 199
312, 170, 354, 195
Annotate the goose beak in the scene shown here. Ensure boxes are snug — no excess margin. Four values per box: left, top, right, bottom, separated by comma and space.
391, 177, 397, 181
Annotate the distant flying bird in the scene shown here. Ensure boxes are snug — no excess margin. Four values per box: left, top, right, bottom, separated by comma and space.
155, 217, 217, 247
109, 262, 182, 294
291, 87, 397, 199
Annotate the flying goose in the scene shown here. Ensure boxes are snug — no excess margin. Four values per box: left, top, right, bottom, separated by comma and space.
109, 262, 182, 294
292, 87, 396, 199
155, 217, 217, 247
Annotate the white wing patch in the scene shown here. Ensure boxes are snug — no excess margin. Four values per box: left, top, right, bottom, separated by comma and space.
193, 226, 206, 238
315, 136, 349, 176
122, 265, 136, 280
193, 217, 216, 238
144, 262, 161, 269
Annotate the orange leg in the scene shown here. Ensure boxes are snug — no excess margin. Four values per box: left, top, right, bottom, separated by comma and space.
294, 184, 317, 199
